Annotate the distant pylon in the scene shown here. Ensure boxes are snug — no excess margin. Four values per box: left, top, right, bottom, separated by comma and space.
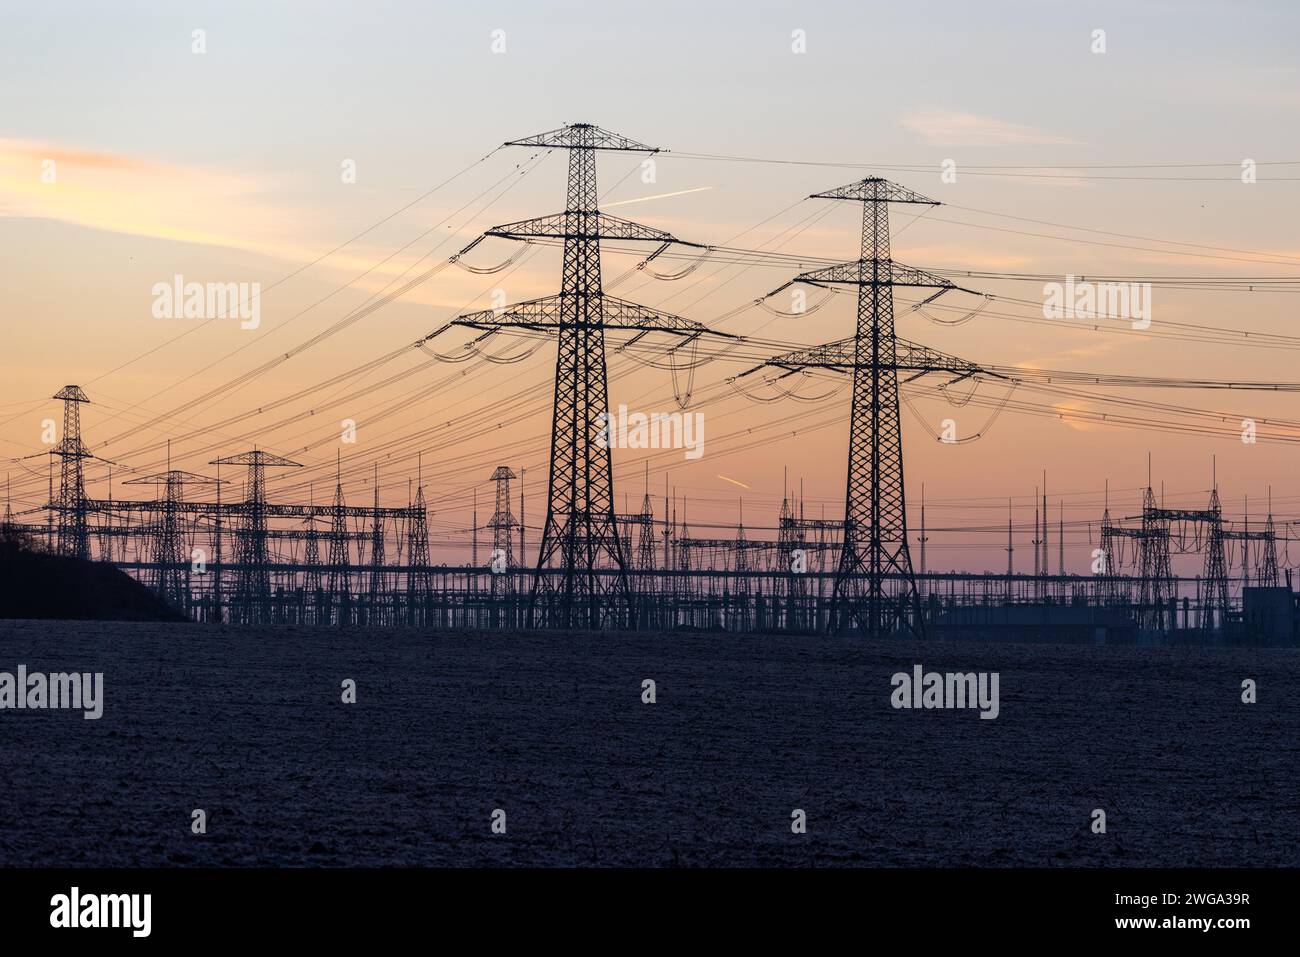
1202, 485, 1229, 629
486, 465, 518, 626
636, 470, 656, 578
212, 449, 302, 624
1260, 490, 1279, 587
487, 466, 518, 573
303, 495, 323, 622
732, 500, 750, 603
327, 472, 351, 624
778, 486, 808, 629
1137, 483, 1173, 630
406, 482, 432, 625
51, 385, 91, 559
124, 457, 222, 612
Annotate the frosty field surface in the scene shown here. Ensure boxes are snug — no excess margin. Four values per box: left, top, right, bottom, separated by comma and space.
0, 620, 1294, 867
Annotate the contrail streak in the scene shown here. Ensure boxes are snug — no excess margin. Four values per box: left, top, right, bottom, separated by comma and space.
604, 186, 715, 208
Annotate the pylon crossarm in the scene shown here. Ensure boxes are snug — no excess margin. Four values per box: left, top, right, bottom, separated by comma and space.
123, 470, 224, 487
894, 340, 977, 374
424, 297, 566, 335
1107, 527, 1147, 539
79, 500, 408, 522
762, 279, 798, 299
597, 296, 726, 337
210, 451, 302, 468
51, 438, 91, 457
504, 124, 660, 152
430, 294, 737, 341
735, 337, 996, 379
488, 212, 702, 247
810, 179, 939, 206
754, 338, 856, 372
792, 259, 960, 290
678, 538, 773, 551
782, 517, 845, 532
53, 385, 90, 403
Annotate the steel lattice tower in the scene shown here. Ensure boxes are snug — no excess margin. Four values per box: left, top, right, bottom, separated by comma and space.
1259, 511, 1279, 587
777, 491, 807, 629
406, 484, 431, 625
487, 466, 518, 572
820, 180, 937, 637
124, 468, 222, 611
303, 513, 323, 617
635, 487, 656, 577
327, 478, 351, 624
1137, 484, 1174, 629
212, 450, 301, 624
736, 180, 988, 637
1201, 486, 1230, 629
486, 465, 518, 626
423, 123, 719, 629
51, 385, 91, 559
521, 124, 644, 628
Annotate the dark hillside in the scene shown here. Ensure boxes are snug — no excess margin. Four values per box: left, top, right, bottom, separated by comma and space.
0, 536, 185, 622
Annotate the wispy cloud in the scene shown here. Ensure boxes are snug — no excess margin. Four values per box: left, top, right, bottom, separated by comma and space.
0, 138, 320, 264
901, 110, 1078, 147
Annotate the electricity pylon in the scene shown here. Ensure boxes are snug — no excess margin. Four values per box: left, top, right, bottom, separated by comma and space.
327, 477, 351, 624
635, 485, 657, 578
211, 450, 302, 624
487, 465, 518, 573
421, 123, 731, 629
406, 484, 432, 626
740, 179, 992, 637
1200, 486, 1230, 629
51, 385, 91, 559
124, 468, 223, 610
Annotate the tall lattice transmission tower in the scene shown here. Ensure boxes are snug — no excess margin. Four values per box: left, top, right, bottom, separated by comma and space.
327, 475, 352, 623
421, 123, 719, 629
124, 465, 222, 611
51, 385, 91, 559
734, 180, 990, 637
406, 482, 432, 625
212, 450, 301, 624
815, 180, 940, 637
487, 465, 518, 572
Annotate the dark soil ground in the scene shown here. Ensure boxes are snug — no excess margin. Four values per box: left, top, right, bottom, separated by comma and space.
0, 620, 1294, 866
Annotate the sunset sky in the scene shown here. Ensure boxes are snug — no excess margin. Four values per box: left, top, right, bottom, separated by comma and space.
3, 0, 1300, 574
